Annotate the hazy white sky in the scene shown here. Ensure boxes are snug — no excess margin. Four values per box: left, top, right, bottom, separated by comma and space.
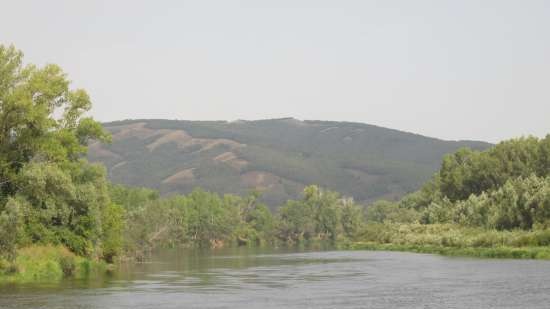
1, 0, 549, 142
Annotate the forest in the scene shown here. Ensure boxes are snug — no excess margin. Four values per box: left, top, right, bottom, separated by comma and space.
2, 44, 550, 283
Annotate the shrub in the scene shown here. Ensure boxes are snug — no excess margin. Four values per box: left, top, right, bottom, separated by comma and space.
59, 255, 76, 277
534, 230, 550, 246
0, 198, 24, 261
79, 260, 91, 277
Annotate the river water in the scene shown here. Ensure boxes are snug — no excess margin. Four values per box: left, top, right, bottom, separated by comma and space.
1, 247, 550, 309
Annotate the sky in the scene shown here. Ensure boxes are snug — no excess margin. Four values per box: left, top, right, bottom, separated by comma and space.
1, 0, 549, 143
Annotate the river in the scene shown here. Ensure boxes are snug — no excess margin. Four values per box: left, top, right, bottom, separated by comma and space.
1, 247, 550, 309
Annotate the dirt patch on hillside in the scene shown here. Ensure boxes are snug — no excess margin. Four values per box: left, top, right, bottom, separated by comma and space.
214, 152, 237, 162
214, 152, 249, 170
162, 168, 196, 184
228, 159, 248, 169
111, 161, 127, 170
147, 130, 192, 151
106, 122, 245, 153
146, 130, 244, 152
200, 139, 243, 151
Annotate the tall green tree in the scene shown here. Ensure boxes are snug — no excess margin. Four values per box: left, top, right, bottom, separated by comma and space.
0, 44, 116, 260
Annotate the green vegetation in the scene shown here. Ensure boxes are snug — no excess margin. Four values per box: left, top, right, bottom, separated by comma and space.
357, 136, 550, 259
350, 223, 550, 259
277, 185, 363, 243
113, 184, 363, 260
0, 44, 118, 281
0, 245, 107, 283
350, 242, 550, 260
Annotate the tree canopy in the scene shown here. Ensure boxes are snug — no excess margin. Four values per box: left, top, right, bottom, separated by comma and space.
0, 45, 114, 260
370, 135, 550, 231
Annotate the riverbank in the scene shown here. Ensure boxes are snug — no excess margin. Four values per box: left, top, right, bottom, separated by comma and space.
349, 223, 550, 260
4, 224, 550, 284
350, 242, 550, 259
0, 245, 110, 284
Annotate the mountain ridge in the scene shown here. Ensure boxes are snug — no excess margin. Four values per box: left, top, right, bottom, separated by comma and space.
88, 118, 491, 207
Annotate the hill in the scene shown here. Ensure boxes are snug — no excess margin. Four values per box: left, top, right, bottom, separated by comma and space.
88, 118, 491, 207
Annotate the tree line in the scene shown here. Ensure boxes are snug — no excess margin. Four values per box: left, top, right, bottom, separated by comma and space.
366, 135, 550, 232
110, 184, 364, 260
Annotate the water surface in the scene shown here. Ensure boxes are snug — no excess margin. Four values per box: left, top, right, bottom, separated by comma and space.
1, 247, 550, 309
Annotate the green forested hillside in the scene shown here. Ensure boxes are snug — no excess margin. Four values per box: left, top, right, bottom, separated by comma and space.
88, 118, 490, 206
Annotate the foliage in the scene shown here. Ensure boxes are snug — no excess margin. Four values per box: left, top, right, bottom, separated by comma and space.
358, 223, 550, 249
0, 198, 23, 261
113, 185, 277, 257
0, 245, 106, 283
0, 44, 110, 201
276, 185, 364, 243
0, 44, 120, 263
352, 223, 550, 259
112, 184, 362, 254
365, 200, 420, 224
366, 136, 550, 231
354, 135, 550, 259
350, 242, 550, 260
109, 184, 159, 210
426, 175, 550, 230
437, 136, 550, 201
101, 203, 125, 262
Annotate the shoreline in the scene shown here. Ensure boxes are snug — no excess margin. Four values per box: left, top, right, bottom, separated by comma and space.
3, 240, 550, 284
349, 242, 550, 260
0, 245, 111, 284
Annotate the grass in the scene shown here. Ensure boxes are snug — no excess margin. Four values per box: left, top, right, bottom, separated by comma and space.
0, 245, 108, 284
349, 242, 550, 259
349, 223, 550, 260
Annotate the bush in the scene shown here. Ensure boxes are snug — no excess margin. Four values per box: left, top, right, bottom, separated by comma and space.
534, 230, 550, 246
59, 255, 76, 277
79, 260, 91, 277
366, 200, 420, 224
0, 245, 106, 283
360, 223, 550, 249
0, 198, 24, 261
0, 259, 18, 275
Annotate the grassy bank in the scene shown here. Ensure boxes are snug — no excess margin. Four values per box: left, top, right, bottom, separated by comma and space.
349, 223, 550, 260
349, 242, 550, 259
0, 245, 109, 284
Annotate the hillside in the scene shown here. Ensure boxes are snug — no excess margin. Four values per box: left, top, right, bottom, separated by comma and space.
88, 118, 491, 207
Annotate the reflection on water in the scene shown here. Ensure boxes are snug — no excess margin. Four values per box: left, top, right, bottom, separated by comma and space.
2, 247, 550, 309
